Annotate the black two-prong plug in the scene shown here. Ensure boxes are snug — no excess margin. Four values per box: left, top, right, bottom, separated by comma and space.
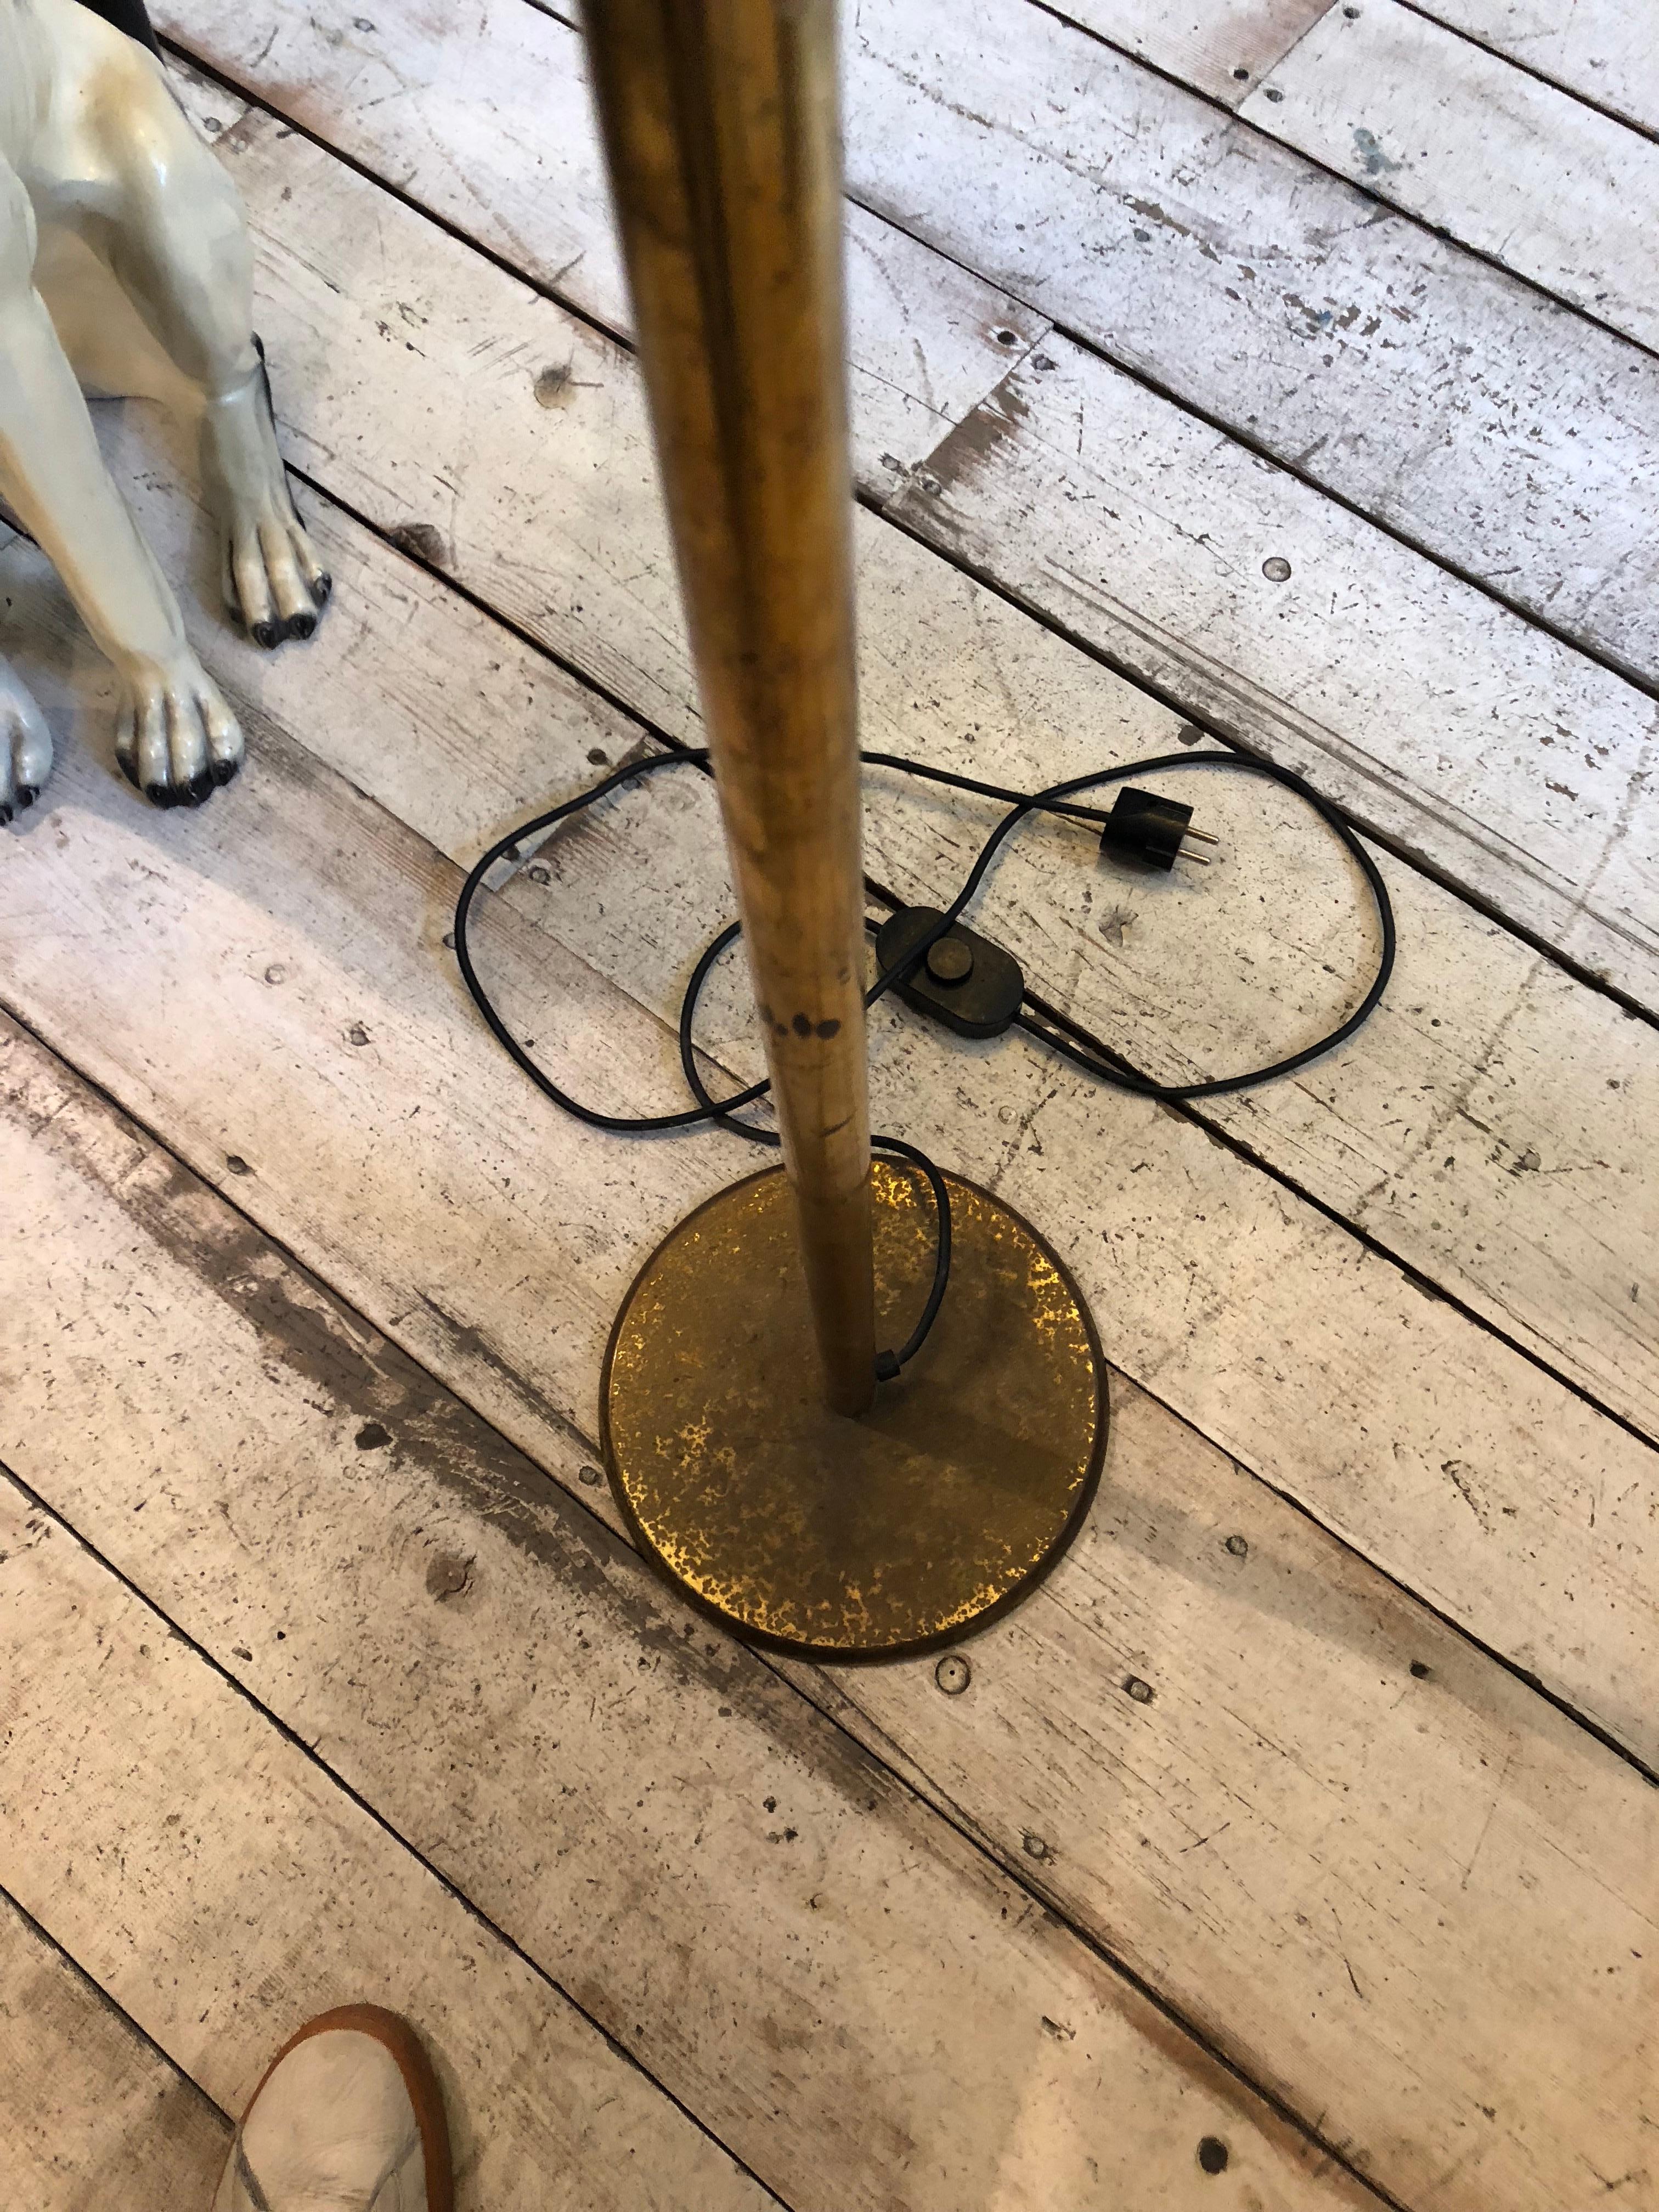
1098, 787, 1218, 872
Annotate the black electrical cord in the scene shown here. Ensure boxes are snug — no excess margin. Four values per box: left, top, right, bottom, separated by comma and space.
453, 742, 1394, 1383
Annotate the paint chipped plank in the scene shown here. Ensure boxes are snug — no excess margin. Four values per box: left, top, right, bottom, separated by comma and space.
91, 69, 1659, 1471
13, 81, 1659, 1792
838, 0, 1659, 890
103, 426, 1659, 1476
94, 61, 1659, 1479
1411, 0, 1659, 138
1025, 0, 1338, 103
0, 1893, 230, 2209
1241, 0, 1659, 351
7, 435, 1659, 1789
839, 0, 1659, 687
7, 996, 1658, 2212
155, 20, 1659, 1020
0, 1044, 1370, 2212
879, 344, 1659, 1014
169, 5, 1046, 502
0, 1515, 781, 2212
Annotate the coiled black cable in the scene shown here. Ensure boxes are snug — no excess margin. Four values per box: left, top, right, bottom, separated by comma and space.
453, 742, 1394, 1382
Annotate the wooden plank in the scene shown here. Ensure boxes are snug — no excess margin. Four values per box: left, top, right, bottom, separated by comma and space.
7, 1012, 1657, 2212
6, 56, 1654, 2194
0, 1893, 230, 2209
845, 0, 1659, 654
0, 1497, 782, 2212
1240, 0, 1659, 352
7, 409, 1659, 1767
21, 117, 1659, 1786
1018, 0, 1338, 103
1410, 0, 1659, 138
0, 1076, 1370, 2212
152, 32, 1659, 1024
108, 52, 1659, 1445
13, 13, 1659, 2194
165, 9, 1048, 515
834, 0, 1659, 693
23, 182, 1659, 1732
879, 343, 1659, 1005
146, 72, 1041, 754
83, 71, 1659, 1466
93, 429, 1659, 1479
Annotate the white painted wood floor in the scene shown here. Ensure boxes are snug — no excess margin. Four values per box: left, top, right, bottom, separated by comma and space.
3, 1, 1656, 2204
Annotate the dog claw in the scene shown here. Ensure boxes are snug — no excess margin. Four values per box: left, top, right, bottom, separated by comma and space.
250, 618, 282, 650
0, 803, 13, 826
144, 781, 177, 809
16, 785, 36, 809
284, 610, 317, 642
211, 757, 240, 787
183, 768, 215, 806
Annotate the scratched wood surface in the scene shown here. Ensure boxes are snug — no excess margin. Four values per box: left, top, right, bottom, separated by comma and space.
0, 1470, 833, 2212
0, 1893, 230, 2210
926, 0, 1659, 351
94, 55, 1659, 1500
1240, 0, 1659, 352
2, 462, 1656, 2200
7, 422, 1659, 1771
161, 0, 1659, 1015
0, 1029, 1382, 2212
5, 0, 1658, 2204
1409, 0, 1659, 136
838, 0, 1659, 704
64, 59, 1659, 1742
6, 1009, 1657, 2212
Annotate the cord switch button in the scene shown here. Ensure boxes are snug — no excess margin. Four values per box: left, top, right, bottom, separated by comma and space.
875, 906, 1025, 1039
926, 935, 974, 985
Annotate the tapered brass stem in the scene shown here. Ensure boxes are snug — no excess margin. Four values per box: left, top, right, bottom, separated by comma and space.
584, 0, 876, 1415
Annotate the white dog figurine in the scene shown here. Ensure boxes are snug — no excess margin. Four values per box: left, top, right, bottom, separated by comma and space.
0, 0, 328, 816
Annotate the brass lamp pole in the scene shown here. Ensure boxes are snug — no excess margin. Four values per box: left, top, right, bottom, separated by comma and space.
587, 0, 1107, 1657
583, 0, 875, 1417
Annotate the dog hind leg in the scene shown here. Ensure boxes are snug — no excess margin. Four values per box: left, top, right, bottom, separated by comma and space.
65, 34, 330, 646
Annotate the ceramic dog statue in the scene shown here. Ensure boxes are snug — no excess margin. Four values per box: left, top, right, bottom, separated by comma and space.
0, 0, 328, 817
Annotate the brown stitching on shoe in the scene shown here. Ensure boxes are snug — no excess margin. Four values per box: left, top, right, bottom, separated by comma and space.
234, 2132, 276, 2212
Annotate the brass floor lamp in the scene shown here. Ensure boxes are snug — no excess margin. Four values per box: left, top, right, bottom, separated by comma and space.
586, 0, 1108, 1658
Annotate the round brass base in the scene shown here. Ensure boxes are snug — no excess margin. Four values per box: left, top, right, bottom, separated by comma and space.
601, 1160, 1107, 1658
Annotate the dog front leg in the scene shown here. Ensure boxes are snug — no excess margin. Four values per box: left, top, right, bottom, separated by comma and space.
0, 164, 241, 806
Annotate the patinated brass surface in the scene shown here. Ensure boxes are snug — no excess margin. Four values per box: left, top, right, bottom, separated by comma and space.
602, 1161, 1107, 1657
584, 0, 877, 1412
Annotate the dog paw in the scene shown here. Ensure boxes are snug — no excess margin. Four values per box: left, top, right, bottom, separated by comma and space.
113, 653, 245, 809
222, 506, 333, 650
203, 364, 333, 650
0, 663, 53, 826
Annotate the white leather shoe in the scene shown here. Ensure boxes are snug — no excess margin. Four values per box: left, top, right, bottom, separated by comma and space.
211, 2005, 453, 2212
